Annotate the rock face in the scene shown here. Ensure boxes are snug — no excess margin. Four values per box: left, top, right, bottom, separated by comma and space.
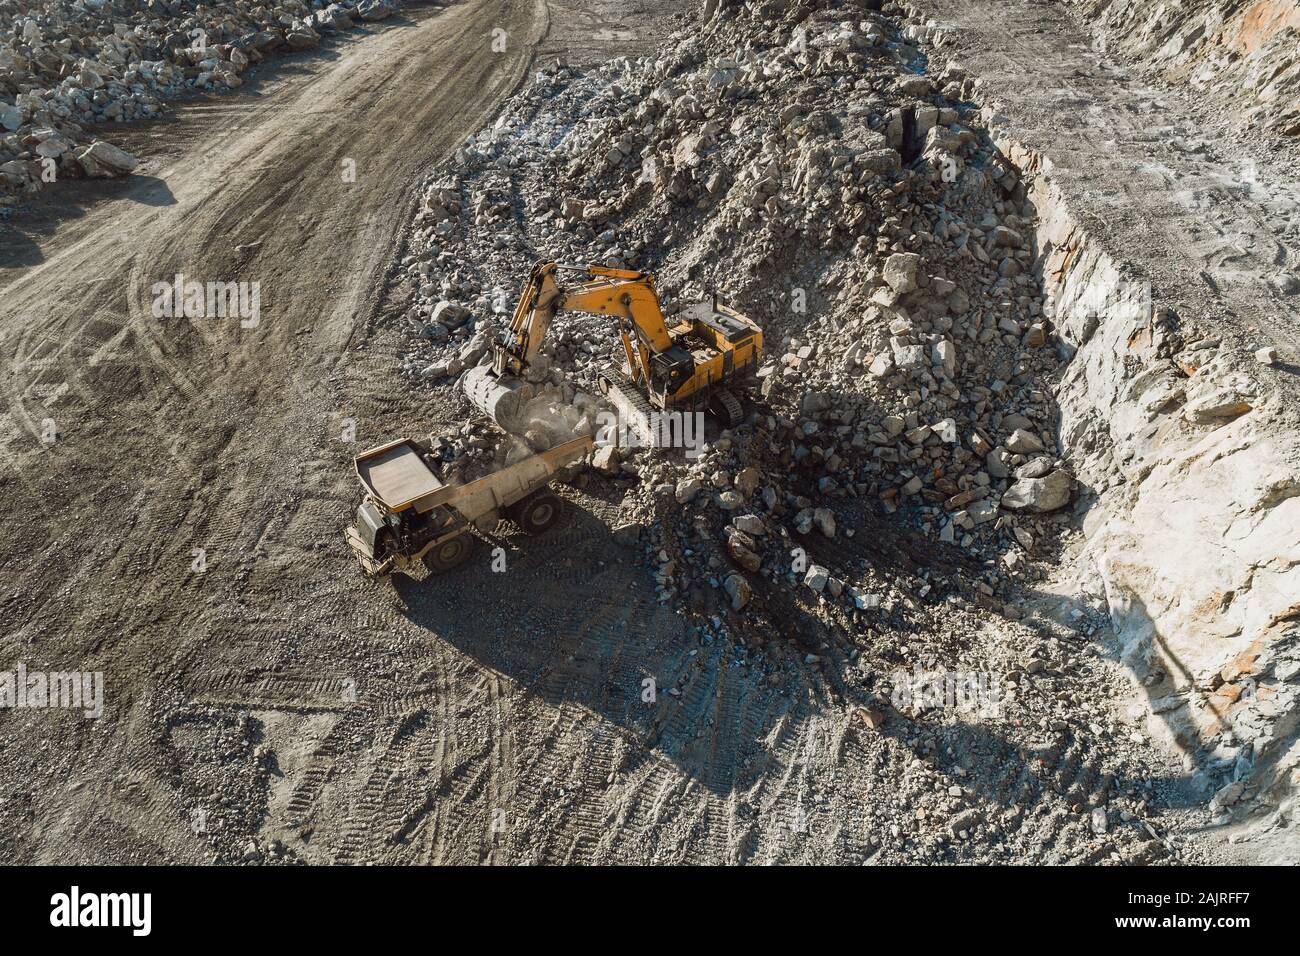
1066, 0, 1300, 138
1007, 118, 1300, 831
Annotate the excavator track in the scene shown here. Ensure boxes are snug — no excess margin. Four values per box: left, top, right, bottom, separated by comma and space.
598, 367, 661, 449
713, 388, 743, 427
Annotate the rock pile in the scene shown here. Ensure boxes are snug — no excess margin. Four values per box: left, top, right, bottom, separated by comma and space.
398, 0, 1076, 628
0, 0, 401, 203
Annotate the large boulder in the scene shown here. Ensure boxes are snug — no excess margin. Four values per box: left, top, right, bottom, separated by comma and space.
804, 564, 830, 592
285, 28, 321, 51
675, 478, 703, 503
358, 0, 396, 21
0, 103, 22, 132
1005, 427, 1045, 455
33, 131, 77, 159
1001, 469, 1073, 513
75, 142, 139, 178
724, 529, 762, 572
431, 300, 471, 329
591, 446, 620, 476
723, 572, 751, 611
0, 159, 34, 189
883, 252, 922, 294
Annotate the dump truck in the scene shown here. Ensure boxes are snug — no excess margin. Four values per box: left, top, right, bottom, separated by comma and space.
345, 432, 592, 578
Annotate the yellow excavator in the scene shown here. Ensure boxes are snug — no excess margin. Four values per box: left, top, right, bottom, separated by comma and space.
462, 262, 763, 443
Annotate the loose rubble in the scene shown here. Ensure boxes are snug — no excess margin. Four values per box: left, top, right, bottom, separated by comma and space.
398, 0, 1075, 626
366, 0, 1278, 864
2, 0, 1269, 867
0, 0, 403, 205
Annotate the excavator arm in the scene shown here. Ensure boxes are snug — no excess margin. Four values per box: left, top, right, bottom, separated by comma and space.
494, 262, 674, 381
464, 259, 762, 441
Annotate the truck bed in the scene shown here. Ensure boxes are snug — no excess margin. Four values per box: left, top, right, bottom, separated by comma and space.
354, 439, 443, 512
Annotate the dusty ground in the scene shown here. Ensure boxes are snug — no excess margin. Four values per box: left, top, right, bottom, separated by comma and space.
0, 0, 1278, 865
0, 0, 609, 863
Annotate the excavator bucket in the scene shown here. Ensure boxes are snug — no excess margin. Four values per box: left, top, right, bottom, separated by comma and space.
463, 364, 527, 432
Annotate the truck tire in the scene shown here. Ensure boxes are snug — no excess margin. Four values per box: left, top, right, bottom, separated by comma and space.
424, 533, 477, 574
511, 492, 563, 535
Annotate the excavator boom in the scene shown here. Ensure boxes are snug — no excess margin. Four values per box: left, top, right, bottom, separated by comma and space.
498, 263, 673, 373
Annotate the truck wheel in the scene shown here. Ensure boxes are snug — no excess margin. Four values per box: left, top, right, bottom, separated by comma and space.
424, 533, 477, 574
512, 493, 563, 535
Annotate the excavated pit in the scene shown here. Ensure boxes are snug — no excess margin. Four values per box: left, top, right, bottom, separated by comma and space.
902, 1, 1300, 860
4, 0, 1292, 867
1004, 137, 1300, 850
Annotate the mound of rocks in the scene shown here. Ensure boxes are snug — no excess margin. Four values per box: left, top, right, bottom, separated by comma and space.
0, 0, 401, 204
395, 0, 1076, 629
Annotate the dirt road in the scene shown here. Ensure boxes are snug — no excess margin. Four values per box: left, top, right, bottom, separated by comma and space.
0, 0, 563, 863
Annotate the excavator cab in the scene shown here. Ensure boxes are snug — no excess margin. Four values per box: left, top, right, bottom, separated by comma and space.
675, 301, 762, 372
651, 346, 696, 397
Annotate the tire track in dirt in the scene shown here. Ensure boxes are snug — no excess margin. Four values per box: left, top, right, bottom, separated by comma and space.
0, 0, 554, 864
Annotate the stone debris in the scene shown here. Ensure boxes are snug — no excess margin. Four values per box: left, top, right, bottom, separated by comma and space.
388, 0, 1087, 634
0, 0, 1274, 869
0, 0, 403, 205
803, 564, 830, 593
373, 0, 1257, 863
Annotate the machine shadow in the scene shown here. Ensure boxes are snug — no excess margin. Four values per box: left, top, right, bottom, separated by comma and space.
388, 498, 751, 793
